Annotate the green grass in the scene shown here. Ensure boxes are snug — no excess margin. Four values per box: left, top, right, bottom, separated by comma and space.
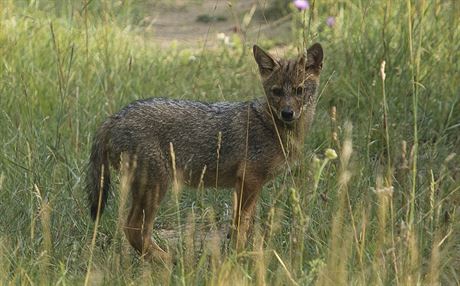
1, 0, 459, 285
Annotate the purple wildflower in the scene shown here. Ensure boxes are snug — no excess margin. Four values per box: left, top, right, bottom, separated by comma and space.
326, 16, 336, 27
293, 0, 309, 11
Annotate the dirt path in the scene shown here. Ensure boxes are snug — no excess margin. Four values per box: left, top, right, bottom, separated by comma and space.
144, 1, 289, 48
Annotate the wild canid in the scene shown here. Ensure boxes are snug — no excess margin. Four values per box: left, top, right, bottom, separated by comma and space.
86, 43, 323, 261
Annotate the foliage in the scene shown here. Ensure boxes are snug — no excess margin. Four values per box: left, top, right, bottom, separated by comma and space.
0, 0, 459, 285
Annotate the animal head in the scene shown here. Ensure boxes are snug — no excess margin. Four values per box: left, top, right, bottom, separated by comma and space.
253, 43, 323, 125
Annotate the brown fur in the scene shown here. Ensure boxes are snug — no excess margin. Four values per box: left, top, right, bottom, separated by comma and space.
86, 43, 323, 260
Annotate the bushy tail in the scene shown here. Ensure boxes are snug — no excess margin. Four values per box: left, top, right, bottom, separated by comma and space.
86, 120, 112, 221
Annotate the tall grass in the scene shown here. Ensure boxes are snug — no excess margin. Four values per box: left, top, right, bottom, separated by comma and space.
0, 0, 459, 285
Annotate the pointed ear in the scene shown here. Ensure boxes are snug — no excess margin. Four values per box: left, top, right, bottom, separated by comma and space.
253, 45, 279, 78
306, 43, 323, 71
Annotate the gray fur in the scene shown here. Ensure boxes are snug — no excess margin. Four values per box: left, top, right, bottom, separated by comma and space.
86, 43, 323, 224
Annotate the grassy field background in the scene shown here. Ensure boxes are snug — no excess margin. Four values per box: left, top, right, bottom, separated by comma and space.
1, 0, 459, 285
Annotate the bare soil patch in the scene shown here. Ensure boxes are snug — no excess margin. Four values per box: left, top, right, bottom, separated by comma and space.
143, 0, 290, 48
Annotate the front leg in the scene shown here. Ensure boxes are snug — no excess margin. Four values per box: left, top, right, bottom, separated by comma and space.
231, 174, 263, 251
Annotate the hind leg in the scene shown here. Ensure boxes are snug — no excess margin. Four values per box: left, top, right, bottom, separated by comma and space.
124, 170, 169, 262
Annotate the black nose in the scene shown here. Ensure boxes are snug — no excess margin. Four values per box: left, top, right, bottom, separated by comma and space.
281, 109, 294, 121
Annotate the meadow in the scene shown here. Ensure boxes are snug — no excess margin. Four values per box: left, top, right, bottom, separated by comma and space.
0, 0, 459, 285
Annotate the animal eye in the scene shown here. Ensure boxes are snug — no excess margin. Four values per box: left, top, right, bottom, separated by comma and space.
296, 86, 303, 96
271, 87, 283, 96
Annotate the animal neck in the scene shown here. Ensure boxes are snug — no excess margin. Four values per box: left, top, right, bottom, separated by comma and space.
278, 118, 307, 160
